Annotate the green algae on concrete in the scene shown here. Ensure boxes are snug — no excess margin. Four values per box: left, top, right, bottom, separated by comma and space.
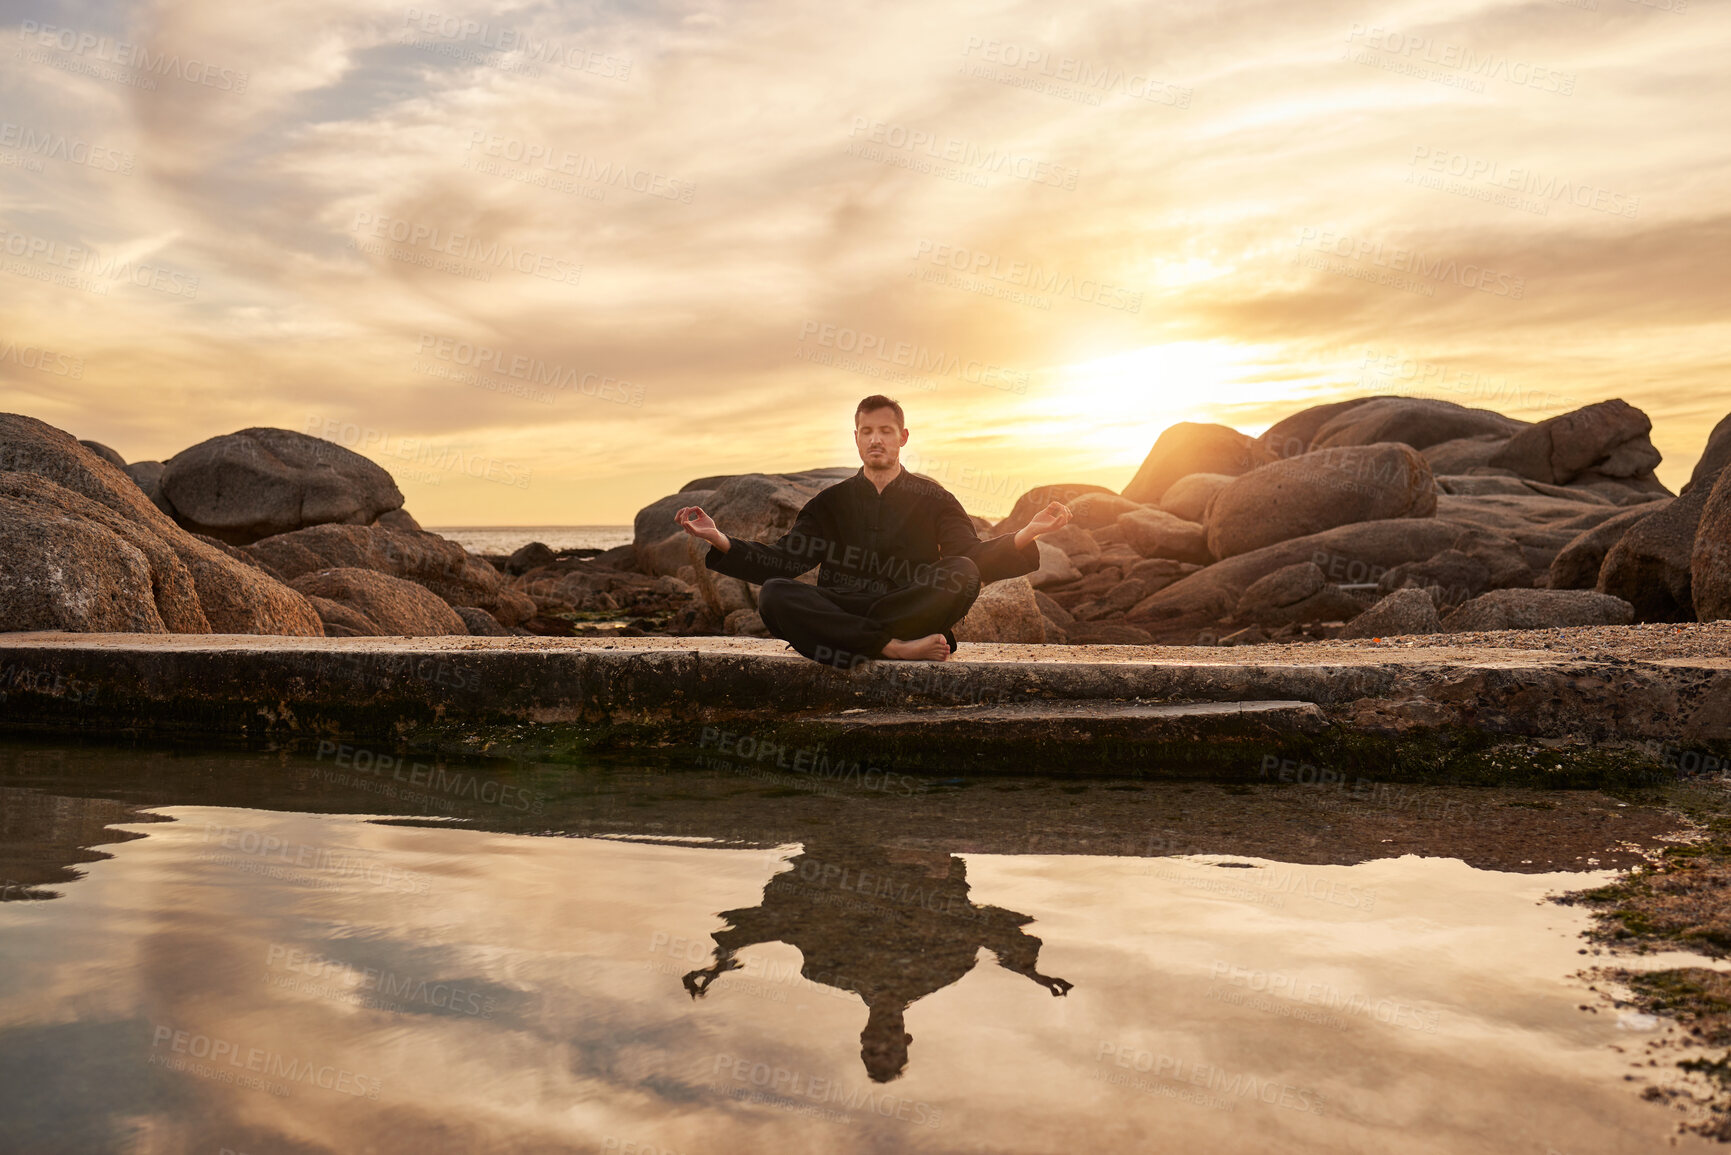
1558, 781, 1731, 1143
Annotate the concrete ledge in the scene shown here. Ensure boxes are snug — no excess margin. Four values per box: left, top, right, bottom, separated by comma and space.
1, 628, 1728, 778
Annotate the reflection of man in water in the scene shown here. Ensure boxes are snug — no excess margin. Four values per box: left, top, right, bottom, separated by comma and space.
682, 840, 1072, 1082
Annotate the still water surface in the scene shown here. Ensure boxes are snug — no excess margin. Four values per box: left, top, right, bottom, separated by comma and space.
0, 740, 1717, 1154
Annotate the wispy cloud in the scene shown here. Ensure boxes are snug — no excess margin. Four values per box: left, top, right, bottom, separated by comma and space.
0, 0, 1722, 521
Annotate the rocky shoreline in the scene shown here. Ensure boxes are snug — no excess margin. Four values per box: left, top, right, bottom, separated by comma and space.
5, 393, 1729, 652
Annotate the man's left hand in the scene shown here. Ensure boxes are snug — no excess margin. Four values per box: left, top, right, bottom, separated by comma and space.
1014, 501, 1073, 549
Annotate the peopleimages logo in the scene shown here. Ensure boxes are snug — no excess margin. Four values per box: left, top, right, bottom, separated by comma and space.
1093, 1042, 1327, 1115
149, 1024, 382, 1098
796, 321, 1029, 393
911, 239, 1141, 313
17, 20, 250, 91
959, 37, 1192, 108
0, 339, 82, 378
1344, 24, 1575, 95
401, 7, 632, 79
465, 132, 694, 203
349, 212, 583, 286
414, 333, 643, 406
1294, 227, 1526, 299
0, 121, 133, 173
1406, 146, 1639, 219
0, 224, 200, 298
846, 117, 1079, 190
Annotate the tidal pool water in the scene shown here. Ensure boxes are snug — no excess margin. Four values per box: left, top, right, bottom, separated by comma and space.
0, 739, 1721, 1154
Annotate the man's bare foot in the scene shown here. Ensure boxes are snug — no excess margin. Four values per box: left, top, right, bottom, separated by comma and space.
879, 634, 951, 661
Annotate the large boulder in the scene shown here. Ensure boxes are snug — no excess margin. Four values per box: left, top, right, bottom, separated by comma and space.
1690, 468, 1731, 622
375, 508, 422, 533
1597, 486, 1713, 622
1034, 590, 1074, 628
505, 542, 556, 575
1434, 490, 1639, 575
1158, 473, 1234, 523
1256, 397, 1383, 459
1235, 561, 1319, 613
0, 414, 323, 635
1120, 423, 1272, 505
288, 568, 468, 636
1116, 508, 1211, 563
1339, 588, 1441, 639
1073, 578, 1155, 621
1441, 588, 1634, 632
1028, 540, 1081, 589
724, 608, 771, 637
1563, 469, 1673, 504
1232, 562, 1365, 626
1203, 443, 1437, 559
1422, 435, 1511, 475
1376, 549, 1491, 608
159, 427, 405, 545
995, 483, 1117, 534
634, 489, 715, 574
1550, 501, 1672, 590
1487, 400, 1659, 485
1067, 492, 1143, 530
455, 606, 512, 636
1684, 413, 1731, 495
298, 594, 375, 638
1303, 398, 1527, 452
78, 439, 125, 467
1436, 475, 1613, 503
121, 460, 173, 515
953, 577, 1045, 643
1036, 525, 1100, 560
632, 467, 856, 581
1129, 518, 1514, 623
244, 523, 533, 626
0, 474, 188, 632
1126, 558, 1200, 592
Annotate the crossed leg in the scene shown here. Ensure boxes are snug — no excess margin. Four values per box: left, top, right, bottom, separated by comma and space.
756, 557, 982, 668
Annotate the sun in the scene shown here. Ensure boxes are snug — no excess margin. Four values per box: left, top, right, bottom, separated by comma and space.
1039, 339, 1294, 467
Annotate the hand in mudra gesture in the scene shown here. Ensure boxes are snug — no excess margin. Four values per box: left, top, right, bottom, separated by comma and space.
1023, 501, 1073, 538
674, 506, 729, 551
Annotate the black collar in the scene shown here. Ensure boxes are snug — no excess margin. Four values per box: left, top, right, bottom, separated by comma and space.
854, 465, 905, 495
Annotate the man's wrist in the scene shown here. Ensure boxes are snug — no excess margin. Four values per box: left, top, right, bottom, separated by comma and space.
709, 531, 731, 553
1013, 526, 1036, 550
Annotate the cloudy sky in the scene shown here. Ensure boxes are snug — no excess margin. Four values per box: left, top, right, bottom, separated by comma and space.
0, 0, 1724, 524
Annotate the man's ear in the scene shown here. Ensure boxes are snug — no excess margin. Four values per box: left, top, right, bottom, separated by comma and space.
899, 427, 910, 446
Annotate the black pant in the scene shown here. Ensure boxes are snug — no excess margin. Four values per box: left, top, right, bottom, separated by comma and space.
756, 557, 982, 668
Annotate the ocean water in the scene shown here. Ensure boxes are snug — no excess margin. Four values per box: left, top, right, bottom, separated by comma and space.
427, 525, 634, 554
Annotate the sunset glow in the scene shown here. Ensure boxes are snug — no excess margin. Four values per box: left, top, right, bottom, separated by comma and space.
2, 0, 1723, 521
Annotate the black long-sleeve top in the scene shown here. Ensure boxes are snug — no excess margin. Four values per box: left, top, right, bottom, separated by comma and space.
703, 468, 1039, 598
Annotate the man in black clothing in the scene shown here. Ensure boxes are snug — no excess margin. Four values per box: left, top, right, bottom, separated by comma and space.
674, 395, 1072, 667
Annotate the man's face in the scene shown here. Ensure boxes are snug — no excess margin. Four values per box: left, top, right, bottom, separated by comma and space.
854, 408, 908, 469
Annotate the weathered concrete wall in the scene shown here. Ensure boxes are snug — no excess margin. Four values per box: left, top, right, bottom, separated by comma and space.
2, 630, 1729, 778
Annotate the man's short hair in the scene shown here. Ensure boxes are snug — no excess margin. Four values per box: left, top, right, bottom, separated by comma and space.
855, 395, 904, 427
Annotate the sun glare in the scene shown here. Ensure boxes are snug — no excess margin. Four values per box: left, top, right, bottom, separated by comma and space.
1043, 340, 1293, 465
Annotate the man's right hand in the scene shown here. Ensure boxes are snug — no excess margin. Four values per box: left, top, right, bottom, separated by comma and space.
674, 506, 731, 552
